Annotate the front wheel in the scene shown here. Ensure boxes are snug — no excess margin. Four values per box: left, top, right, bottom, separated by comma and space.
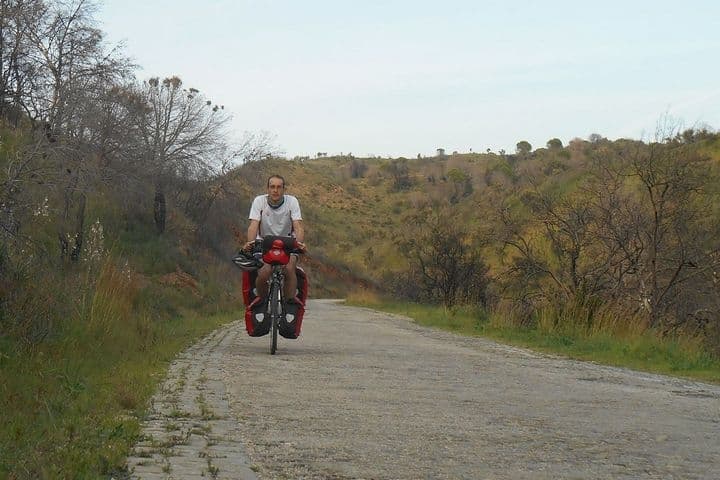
269, 281, 280, 355
271, 314, 278, 355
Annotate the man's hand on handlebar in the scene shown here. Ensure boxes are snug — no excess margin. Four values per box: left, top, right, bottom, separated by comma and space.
244, 239, 306, 254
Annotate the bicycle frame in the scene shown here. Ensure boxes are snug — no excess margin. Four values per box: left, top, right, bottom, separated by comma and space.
267, 264, 286, 355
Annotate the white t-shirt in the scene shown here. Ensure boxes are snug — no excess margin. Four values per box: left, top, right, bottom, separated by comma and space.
248, 194, 302, 238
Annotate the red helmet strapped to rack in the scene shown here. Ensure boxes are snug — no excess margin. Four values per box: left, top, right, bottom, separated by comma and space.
262, 236, 296, 265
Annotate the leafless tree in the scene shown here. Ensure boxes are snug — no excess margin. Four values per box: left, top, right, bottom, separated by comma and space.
18, 0, 131, 131
610, 137, 716, 327
349, 158, 368, 178
0, 0, 134, 260
381, 158, 412, 191
0, 0, 36, 125
396, 207, 489, 307
130, 76, 230, 233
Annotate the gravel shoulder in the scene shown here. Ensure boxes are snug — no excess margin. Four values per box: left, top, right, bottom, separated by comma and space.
129, 299, 720, 479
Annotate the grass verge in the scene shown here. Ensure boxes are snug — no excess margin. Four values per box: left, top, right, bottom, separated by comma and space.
346, 294, 720, 385
0, 309, 239, 478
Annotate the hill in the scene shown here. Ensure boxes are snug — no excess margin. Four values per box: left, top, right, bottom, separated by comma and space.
230, 132, 720, 354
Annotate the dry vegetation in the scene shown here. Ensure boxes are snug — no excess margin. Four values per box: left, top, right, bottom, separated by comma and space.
279, 131, 720, 358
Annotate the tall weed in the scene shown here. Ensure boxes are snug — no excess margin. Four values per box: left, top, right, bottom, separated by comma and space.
88, 259, 137, 334
535, 298, 649, 340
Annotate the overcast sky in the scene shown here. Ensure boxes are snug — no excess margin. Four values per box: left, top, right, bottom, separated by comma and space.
98, 0, 720, 158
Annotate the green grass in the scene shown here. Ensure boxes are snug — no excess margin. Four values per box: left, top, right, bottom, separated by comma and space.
0, 266, 242, 479
347, 298, 720, 384
116, 224, 187, 275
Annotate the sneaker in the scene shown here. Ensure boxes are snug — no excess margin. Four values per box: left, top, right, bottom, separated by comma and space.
249, 296, 265, 310
285, 296, 304, 306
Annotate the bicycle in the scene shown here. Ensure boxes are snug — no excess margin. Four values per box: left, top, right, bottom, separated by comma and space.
259, 236, 305, 354
245, 236, 303, 354
233, 235, 307, 354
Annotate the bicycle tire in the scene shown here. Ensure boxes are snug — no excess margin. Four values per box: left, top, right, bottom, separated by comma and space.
269, 280, 279, 355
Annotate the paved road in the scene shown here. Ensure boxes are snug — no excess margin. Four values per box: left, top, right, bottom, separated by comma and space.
129, 299, 720, 479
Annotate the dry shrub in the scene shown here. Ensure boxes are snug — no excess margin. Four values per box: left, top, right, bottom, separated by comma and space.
115, 380, 141, 410
0, 252, 71, 345
489, 295, 541, 329
89, 259, 138, 332
3, 283, 56, 343
705, 320, 720, 358
585, 305, 649, 338
346, 288, 380, 305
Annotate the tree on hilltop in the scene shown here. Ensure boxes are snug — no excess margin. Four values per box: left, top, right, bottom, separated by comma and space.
546, 138, 563, 150
516, 140, 532, 155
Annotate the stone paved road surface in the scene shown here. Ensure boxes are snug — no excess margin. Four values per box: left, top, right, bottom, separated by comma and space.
129, 299, 720, 479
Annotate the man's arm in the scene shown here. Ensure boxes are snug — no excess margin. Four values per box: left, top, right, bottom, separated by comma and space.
292, 219, 304, 242
245, 219, 260, 251
292, 219, 306, 252
245, 196, 263, 250
289, 196, 305, 248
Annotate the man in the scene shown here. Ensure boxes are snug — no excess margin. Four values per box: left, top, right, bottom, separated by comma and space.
244, 174, 306, 303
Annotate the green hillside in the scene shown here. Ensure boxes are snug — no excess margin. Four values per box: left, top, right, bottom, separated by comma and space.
248, 134, 720, 342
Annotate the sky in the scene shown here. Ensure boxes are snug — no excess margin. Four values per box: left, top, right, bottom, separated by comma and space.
98, 0, 720, 158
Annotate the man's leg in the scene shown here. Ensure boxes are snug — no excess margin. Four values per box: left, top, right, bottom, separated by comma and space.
255, 263, 271, 299
284, 255, 299, 302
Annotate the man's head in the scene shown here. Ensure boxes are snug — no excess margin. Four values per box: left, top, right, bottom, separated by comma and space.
266, 175, 286, 206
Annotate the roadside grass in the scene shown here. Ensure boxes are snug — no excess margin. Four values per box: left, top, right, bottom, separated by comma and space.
346, 292, 720, 385
0, 255, 240, 478
0, 309, 236, 478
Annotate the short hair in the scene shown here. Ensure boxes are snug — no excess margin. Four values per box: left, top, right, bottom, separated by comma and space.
267, 174, 285, 188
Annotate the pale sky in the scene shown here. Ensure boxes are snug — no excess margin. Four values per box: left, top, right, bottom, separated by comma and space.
98, 0, 720, 158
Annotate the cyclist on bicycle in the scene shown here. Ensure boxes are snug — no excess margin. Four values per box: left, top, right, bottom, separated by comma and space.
243, 174, 306, 305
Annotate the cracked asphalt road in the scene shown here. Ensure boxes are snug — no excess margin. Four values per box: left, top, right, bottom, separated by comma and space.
130, 299, 720, 479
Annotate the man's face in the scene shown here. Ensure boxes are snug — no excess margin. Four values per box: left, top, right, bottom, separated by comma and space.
267, 177, 285, 203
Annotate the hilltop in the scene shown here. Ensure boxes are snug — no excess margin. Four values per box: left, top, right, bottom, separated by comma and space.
233, 132, 720, 305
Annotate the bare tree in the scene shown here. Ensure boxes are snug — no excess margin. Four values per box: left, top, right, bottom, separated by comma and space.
0, 0, 134, 260
396, 207, 488, 307
349, 157, 368, 178
613, 138, 716, 327
130, 76, 230, 233
0, 0, 38, 125
18, 0, 131, 131
512, 184, 596, 301
583, 157, 646, 307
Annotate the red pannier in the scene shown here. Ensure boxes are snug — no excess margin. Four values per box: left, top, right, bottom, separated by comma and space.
242, 267, 308, 338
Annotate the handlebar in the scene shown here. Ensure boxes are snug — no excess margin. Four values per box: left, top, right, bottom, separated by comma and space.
255, 235, 303, 255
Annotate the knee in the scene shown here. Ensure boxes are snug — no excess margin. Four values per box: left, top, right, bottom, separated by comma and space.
256, 266, 270, 281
